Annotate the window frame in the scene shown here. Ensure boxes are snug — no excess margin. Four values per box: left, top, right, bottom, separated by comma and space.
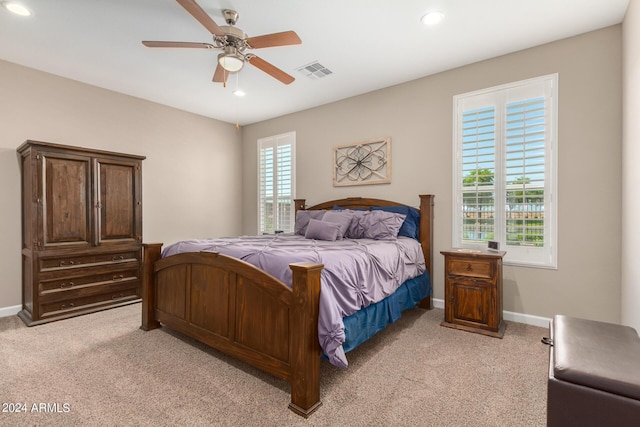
257, 131, 296, 234
452, 74, 558, 269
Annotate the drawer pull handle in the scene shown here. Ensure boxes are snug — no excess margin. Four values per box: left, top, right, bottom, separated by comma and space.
69, 260, 75, 265
112, 293, 125, 300
112, 275, 124, 281
112, 255, 126, 262
61, 302, 75, 309
466, 263, 473, 271
60, 281, 75, 288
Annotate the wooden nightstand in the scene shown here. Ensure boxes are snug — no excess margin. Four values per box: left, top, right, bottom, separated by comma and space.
440, 248, 506, 338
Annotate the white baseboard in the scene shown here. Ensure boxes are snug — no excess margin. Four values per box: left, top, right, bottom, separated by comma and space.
503, 310, 551, 328
432, 298, 445, 309
431, 298, 551, 328
0, 305, 21, 318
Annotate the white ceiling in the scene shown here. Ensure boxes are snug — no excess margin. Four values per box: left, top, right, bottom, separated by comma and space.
0, 0, 629, 125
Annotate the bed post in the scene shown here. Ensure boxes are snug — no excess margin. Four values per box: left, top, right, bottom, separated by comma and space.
141, 243, 163, 331
419, 195, 434, 309
294, 198, 306, 213
288, 261, 323, 418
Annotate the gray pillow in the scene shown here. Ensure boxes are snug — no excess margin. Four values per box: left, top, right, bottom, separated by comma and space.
361, 210, 407, 240
322, 210, 353, 239
294, 210, 326, 235
305, 219, 341, 241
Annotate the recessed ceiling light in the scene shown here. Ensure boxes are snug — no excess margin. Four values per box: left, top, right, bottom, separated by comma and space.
421, 11, 444, 26
233, 89, 246, 97
2, 1, 32, 16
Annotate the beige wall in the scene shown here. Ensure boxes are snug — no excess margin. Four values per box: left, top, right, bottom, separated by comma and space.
0, 25, 627, 325
0, 60, 243, 311
622, 2, 640, 332
243, 26, 623, 323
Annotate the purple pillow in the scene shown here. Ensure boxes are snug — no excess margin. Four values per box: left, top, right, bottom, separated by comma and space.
294, 210, 326, 235
372, 205, 420, 240
360, 210, 407, 240
305, 219, 341, 241
322, 210, 353, 239
345, 210, 368, 239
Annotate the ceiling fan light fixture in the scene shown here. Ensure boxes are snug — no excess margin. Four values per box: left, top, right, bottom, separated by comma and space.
421, 11, 444, 26
218, 49, 244, 72
2, 1, 31, 16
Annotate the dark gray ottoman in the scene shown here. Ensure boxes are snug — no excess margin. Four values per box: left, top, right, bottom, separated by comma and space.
547, 315, 640, 426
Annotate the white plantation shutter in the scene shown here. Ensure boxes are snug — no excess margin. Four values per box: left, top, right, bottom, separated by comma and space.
275, 142, 293, 231
505, 98, 546, 247
460, 106, 496, 243
258, 132, 296, 233
453, 75, 557, 268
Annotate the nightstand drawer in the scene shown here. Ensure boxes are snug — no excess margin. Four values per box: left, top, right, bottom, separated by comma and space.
447, 258, 494, 279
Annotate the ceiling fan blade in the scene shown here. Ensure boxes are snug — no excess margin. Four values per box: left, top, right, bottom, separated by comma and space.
247, 56, 295, 85
176, 0, 225, 37
213, 64, 227, 83
246, 31, 302, 49
142, 41, 214, 49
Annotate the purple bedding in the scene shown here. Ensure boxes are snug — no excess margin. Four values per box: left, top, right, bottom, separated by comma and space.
162, 234, 426, 368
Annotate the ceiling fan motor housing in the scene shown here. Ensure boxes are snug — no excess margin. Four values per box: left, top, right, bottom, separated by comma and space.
220, 26, 247, 42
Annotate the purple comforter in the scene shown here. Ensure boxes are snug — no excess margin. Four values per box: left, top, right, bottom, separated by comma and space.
162, 234, 425, 368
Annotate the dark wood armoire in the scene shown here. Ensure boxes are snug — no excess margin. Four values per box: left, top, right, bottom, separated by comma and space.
17, 140, 145, 326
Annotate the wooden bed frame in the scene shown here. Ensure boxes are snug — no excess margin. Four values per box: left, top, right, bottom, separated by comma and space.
140, 194, 434, 417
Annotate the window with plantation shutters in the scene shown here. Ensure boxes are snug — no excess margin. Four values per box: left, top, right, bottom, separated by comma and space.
453, 75, 557, 268
258, 132, 296, 234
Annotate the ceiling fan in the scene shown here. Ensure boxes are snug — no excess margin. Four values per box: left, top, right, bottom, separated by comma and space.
142, 0, 302, 85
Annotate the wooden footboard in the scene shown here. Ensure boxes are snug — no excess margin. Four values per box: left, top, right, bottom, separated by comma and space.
140, 244, 324, 417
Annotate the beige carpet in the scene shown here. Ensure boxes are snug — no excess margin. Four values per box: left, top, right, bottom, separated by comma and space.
0, 304, 548, 426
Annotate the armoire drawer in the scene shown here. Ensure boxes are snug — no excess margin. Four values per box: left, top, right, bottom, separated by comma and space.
39, 284, 139, 318
39, 250, 140, 272
38, 268, 140, 295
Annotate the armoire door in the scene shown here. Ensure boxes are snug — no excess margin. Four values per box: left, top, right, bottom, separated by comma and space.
95, 158, 142, 245
40, 151, 93, 249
